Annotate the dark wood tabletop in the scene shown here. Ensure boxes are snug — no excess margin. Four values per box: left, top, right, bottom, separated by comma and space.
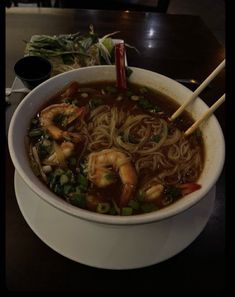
6, 7, 225, 293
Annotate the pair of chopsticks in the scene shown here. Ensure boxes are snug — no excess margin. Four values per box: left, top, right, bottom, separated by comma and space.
170, 59, 225, 136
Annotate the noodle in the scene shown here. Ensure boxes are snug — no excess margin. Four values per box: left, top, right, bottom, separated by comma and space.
82, 105, 202, 185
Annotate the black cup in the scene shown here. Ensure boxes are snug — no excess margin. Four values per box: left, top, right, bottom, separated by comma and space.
14, 56, 52, 90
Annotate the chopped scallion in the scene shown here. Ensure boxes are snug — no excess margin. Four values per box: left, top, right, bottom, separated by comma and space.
128, 199, 140, 210
121, 207, 133, 216
60, 174, 69, 185
97, 202, 110, 214
28, 128, 44, 138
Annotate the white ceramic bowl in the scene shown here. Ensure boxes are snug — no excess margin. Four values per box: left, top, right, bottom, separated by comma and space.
8, 66, 225, 268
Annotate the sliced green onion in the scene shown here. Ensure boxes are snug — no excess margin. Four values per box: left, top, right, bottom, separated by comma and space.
54, 168, 64, 176
88, 98, 104, 110
136, 190, 145, 202
128, 199, 140, 210
121, 207, 133, 216
68, 193, 86, 208
109, 206, 117, 215
63, 184, 73, 195
78, 173, 88, 192
28, 128, 44, 137
60, 174, 69, 185
97, 202, 110, 214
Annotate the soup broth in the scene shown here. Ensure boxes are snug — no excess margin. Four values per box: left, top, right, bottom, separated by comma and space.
27, 81, 204, 215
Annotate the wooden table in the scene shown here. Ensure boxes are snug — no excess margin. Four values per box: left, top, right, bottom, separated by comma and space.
6, 8, 225, 293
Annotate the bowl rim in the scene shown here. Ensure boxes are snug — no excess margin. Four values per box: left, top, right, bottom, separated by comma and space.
8, 65, 225, 225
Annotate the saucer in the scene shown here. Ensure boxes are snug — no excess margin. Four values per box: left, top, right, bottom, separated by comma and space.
14, 171, 215, 269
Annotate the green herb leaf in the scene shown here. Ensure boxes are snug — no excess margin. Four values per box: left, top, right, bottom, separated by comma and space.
88, 98, 104, 110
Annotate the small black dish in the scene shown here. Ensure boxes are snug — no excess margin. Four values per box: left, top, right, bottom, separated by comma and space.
14, 56, 52, 90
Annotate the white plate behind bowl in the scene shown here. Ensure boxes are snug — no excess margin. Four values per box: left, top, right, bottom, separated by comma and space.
15, 171, 215, 269
8, 66, 225, 225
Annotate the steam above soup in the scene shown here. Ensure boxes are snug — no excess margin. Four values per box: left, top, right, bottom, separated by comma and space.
27, 80, 204, 215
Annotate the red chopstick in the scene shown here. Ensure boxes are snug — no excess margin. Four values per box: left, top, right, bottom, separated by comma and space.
115, 43, 127, 90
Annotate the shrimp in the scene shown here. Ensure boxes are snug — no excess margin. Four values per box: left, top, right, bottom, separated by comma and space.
40, 103, 85, 141
87, 148, 138, 207
140, 178, 164, 202
144, 184, 164, 202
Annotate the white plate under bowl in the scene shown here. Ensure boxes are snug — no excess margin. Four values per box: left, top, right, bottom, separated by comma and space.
14, 170, 215, 270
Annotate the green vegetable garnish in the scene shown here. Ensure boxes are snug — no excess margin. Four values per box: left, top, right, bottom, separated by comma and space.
97, 202, 111, 214
37, 142, 53, 159
128, 200, 140, 210
121, 207, 133, 216
77, 173, 88, 192
138, 98, 160, 113
63, 184, 73, 195
53, 114, 68, 127
60, 174, 69, 186
136, 190, 145, 202
28, 128, 44, 138
68, 193, 86, 208
88, 98, 104, 110
165, 186, 182, 199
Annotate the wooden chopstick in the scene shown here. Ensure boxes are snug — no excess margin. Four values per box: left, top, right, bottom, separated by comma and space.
170, 59, 225, 121
184, 93, 225, 136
